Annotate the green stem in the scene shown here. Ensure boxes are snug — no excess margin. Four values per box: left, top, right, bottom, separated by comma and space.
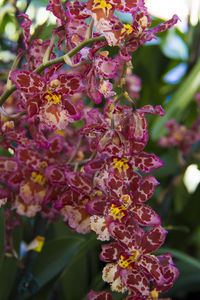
0, 108, 26, 119
0, 36, 106, 106
35, 35, 106, 74
0, 85, 17, 106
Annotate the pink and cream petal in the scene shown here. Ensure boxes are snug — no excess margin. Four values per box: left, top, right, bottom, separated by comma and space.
39, 103, 69, 130
102, 263, 127, 293
46, 0, 66, 24
90, 215, 110, 241
18, 14, 33, 50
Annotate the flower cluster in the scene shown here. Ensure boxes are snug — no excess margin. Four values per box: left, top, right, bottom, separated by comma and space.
0, 0, 180, 299
159, 93, 200, 155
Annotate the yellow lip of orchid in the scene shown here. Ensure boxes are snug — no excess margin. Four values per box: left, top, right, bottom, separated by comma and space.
44, 91, 61, 105
148, 290, 159, 300
118, 255, 135, 269
112, 157, 129, 172
31, 171, 47, 185
92, 0, 112, 16
109, 203, 127, 220
121, 24, 134, 35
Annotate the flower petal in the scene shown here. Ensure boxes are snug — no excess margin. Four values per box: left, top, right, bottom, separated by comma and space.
140, 225, 167, 253
10, 70, 46, 94
131, 152, 164, 173
138, 254, 164, 284
129, 204, 161, 226
131, 175, 159, 203
100, 242, 124, 261
87, 290, 114, 300
120, 268, 150, 296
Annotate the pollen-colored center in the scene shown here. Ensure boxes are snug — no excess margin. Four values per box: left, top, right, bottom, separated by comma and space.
118, 255, 135, 269
172, 126, 186, 141
92, 0, 112, 16
129, 248, 140, 261
50, 79, 60, 89
113, 158, 129, 172
44, 91, 61, 105
39, 161, 48, 170
139, 16, 148, 28
148, 290, 159, 300
90, 190, 103, 200
109, 204, 127, 220
120, 194, 131, 207
31, 171, 47, 185
121, 24, 133, 35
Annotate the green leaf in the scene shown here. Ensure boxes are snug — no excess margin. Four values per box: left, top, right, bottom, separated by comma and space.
32, 236, 85, 288
151, 59, 200, 140
0, 258, 18, 300
60, 234, 100, 300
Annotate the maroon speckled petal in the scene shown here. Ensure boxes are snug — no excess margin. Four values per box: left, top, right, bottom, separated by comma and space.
10, 70, 46, 94
120, 268, 150, 296
131, 175, 159, 203
129, 204, 161, 226
16, 147, 44, 171
138, 254, 164, 284
140, 225, 167, 253
87, 290, 114, 300
100, 242, 124, 262
66, 172, 93, 194
131, 152, 164, 173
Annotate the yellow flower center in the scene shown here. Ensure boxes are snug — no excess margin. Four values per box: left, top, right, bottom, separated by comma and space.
118, 255, 135, 269
148, 290, 159, 300
119, 249, 140, 270
172, 132, 183, 141
54, 129, 65, 136
172, 126, 186, 141
31, 171, 47, 185
121, 24, 133, 35
109, 204, 127, 220
92, 0, 112, 16
112, 158, 129, 172
44, 91, 61, 105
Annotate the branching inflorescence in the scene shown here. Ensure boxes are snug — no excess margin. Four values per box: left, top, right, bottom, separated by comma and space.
0, 0, 180, 299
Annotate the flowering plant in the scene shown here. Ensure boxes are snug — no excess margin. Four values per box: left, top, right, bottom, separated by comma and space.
0, 0, 200, 299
